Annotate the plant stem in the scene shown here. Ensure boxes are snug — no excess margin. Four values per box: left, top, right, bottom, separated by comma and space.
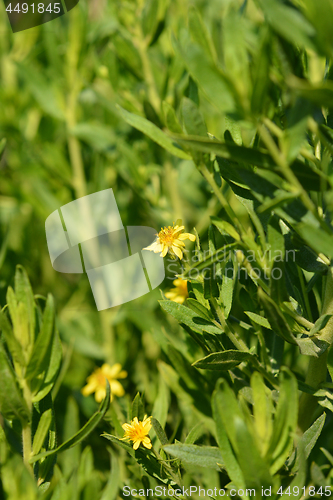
199, 163, 245, 235
258, 123, 326, 230
298, 266, 333, 432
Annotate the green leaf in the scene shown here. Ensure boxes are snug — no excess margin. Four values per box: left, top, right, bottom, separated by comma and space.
172, 134, 322, 191
212, 381, 246, 490
116, 105, 191, 160
186, 299, 214, 322
251, 372, 273, 455
288, 77, 333, 109
141, 0, 159, 38
159, 300, 222, 335
29, 381, 111, 463
211, 217, 240, 241
17, 65, 65, 120
101, 451, 120, 500
25, 294, 55, 381
0, 341, 30, 424
244, 311, 271, 329
188, 7, 215, 61
192, 350, 253, 371
0, 138, 6, 160
70, 122, 116, 152
13, 266, 36, 346
281, 441, 306, 500
233, 416, 274, 489
257, 0, 315, 49
131, 392, 145, 421
173, 32, 237, 114
151, 417, 168, 445
289, 413, 326, 473
258, 288, 297, 344
32, 328, 62, 402
269, 368, 298, 475
104, 434, 178, 487
309, 315, 332, 336
32, 409, 53, 456
163, 443, 224, 471
0, 310, 25, 367
181, 97, 207, 137
184, 421, 207, 444
162, 101, 183, 134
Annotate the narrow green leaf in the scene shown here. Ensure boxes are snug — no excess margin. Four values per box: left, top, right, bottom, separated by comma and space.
258, 288, 297, 344
289, 414, 326, 473
162, 101, 183, 134
173, 32, 236, 113
233, 416, 273, 489
116, 105, 191, 160
0, 310, 25, 367
186, 299, 214, 322
181, 97, 207, 137
269, 368, 298, 474
309, 314, 332, 336
0, 341, 30, 424
193, 350, 252, 371
257, 0, 315, 49
26, 294, 55, 380
131, 392, 145, 421
32, 328, 62, 402
159, 300, 222, 335
32, 409, 53, 456
101, 450, 120, 500
184, 421, 206, 444
163, 443, 224, 470
29, 381, 110, 463
104, 434, 177, 486
251, 372, 273, 455
244, 311, 271, 329
211, 217, 240, 241
0, 138, 6, 160
212, 381, 246, 490
151, 417, 168, 445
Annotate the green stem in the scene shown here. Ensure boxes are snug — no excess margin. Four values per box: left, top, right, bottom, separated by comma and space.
134, 29, 160, 112
298, 266, 333, 432
199, 164, 245, 235
210, 298, 249, 352
258, 124, 326, 230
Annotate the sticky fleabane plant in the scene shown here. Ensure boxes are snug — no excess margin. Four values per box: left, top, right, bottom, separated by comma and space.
105, 0, 333, 495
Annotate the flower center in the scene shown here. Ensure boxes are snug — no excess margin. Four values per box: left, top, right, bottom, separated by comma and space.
158, 226, 177, 246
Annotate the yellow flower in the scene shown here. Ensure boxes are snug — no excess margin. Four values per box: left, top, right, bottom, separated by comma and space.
143, 222, 195, 260
81, 363, 127, 403
165, 278, 188, 304
121, 415, 152, 450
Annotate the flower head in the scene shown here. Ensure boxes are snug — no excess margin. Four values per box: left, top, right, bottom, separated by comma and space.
165, 278, 188, 304
143, 222, 195, 260
121, 415, 152, 450
81, 363, 127, 403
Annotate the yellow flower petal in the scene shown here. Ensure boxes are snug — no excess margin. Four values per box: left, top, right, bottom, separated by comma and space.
133, 440, 141, 450
142, 437, 152, 449
161, 245, 168, 257
110, 380, 125, 397
172, 245, 183, 260
95, 387, 106, 402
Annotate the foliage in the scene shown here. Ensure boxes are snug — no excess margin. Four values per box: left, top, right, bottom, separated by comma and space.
1, 0, 333, 498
